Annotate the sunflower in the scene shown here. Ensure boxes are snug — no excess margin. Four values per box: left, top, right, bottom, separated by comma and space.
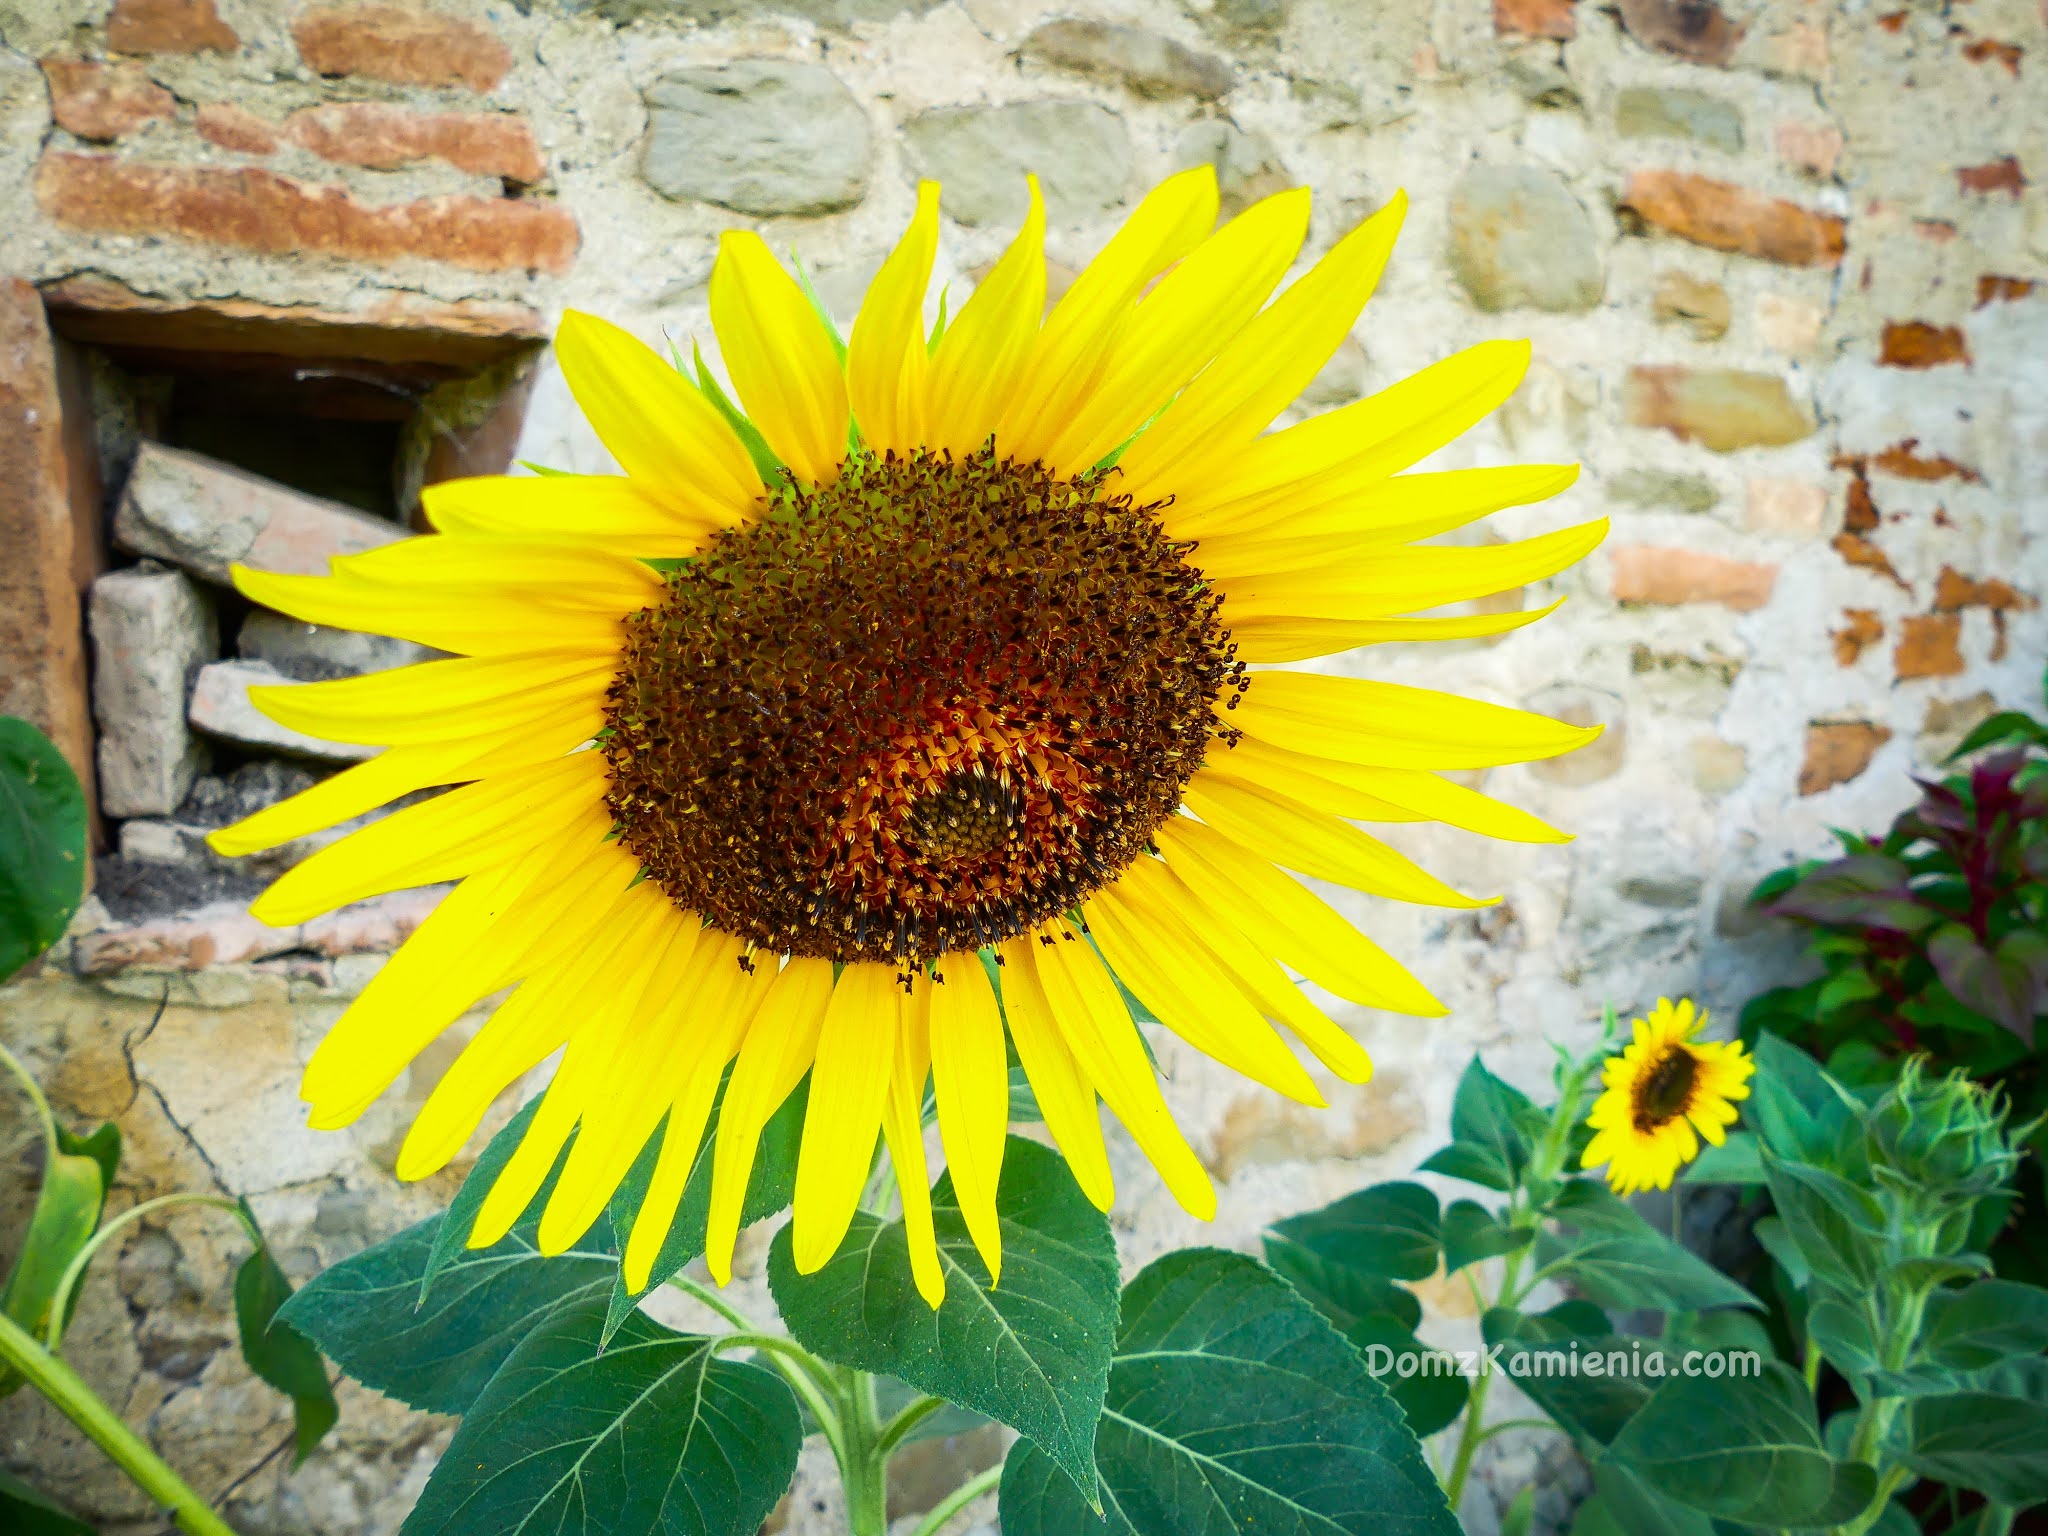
208, 168, 1604, 1307
1581, 998, 1755, 1195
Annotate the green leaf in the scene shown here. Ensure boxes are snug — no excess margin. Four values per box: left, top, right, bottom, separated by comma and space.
1417, 1140, 1515, 1191
1481, 1311, 1653, 1447
0, 717, 87, 983
1949, 708, 2048, 761
999, 1249, 1459, 1536
1263, 1234, 1423, 1332
1345, 1311, 1468, 1436
422, 1095, 543, 1299
0, 1469, 94, 1536
1266, 1181, 1441, 1282
1574, 1464, 1719, 1536
1537, 1199, 1758, 1314
1607, 1362, 1876, 1527
1894, 1373, 2048, 1506
767, 1137, 1117, 1496
1664, 1307, 1775, 1363
233, 1206, 339, 1465
691, 342, 785, 488
1, 1121, 116, 1380
400, 1297, 800, 1536
1417, 1057, 1544, 1192
1922, 1278, 2048, 1369
1747, 1033, 1853, 1162
1442, 1200, 1530, 1274
1805, 1297, 1881, 1380
1683, 1130, 1765, 1186
1759, 1151, 1885, 1292
1499, 1487, 1536, 1536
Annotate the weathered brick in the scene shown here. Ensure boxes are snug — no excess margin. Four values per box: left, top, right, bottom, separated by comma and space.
1879, 321, 1970, 368
42, 58, 177, 142
1834, 532, 1905, 588
1832, 609, 1882, 666
1621, 170, 1845, 266
285, 102, 545, 183
1977, 274, 2036, 307
1870, 439, 1981, 483
1623, 365, 1814, 452
1799, 722, 1889, 795
1775, 120, 1841, 179
1895, 614, 1965, 679
35, 154, 578, 274
1744, 477, 1827, 536
1957, 157, 2027, 197
1616, 0, 1743, 65
1756, 291, 1824, 355
189, 660, 377, 763
291, 5, 512, 93
108, 0, 238, 53
1610, 546, 1778, 611
195, 103, 279, 155
1494, 0, 1577, 40
1961, 35, 2023, 77
89, 564, 216, 817
1934, 568, 2035, 614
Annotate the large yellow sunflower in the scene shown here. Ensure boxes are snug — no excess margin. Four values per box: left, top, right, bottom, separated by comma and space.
208, 168, 1604, 1307
1582, 998, 1756, 1195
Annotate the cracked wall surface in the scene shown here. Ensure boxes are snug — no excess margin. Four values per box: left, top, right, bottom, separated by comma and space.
1, 1, 2045, 1533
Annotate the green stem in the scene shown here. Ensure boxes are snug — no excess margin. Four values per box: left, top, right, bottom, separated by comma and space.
1803, 1337, 1821, 1393
1976, 1504, 2016, 1536
715, 1334, 845, 1460
665, 1273, 756, 1332
834, 1367, 891, 1536
1835, 1463, 1910, 1536
874, 1392, 945, 1458
0, 1311, 238, 1536
46, 1193, 250, 1350
1444, 1243, 1526, 1510
911, 1464, 1003, 1536
0, 1039, 59, 1163
1473, 1417, 1565, 1445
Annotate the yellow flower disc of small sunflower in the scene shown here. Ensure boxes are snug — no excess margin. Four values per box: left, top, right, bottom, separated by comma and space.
208, 168, 1609, 1306
1582, 998, 1757, 1195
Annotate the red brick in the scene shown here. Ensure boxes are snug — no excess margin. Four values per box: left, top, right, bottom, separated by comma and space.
1871, 439, 1981, 483
1833, 532, 1906, 588
1879, 321, 1971, 369
1494, 0, 1577, 39
42, 57, 177, 142
196, 102, 279, 155
1621, 170, 1846, 267
1895, 614, 1965, 680
1957, 157, 2027, 198
285, 102, 545, 183
1616, 0, 1743, 65
1977, 274, 2037, 306
1799, 722, 1890, 795
291, 4, 512, 93
35, 153, 578, 275
1877, 10, 1906, 32
1934, 567, 2035, 614
108, 0, 238, 53
1832, 609, 1882, 666
1960, 35, 2023, 77
1610, 546, 1778, 611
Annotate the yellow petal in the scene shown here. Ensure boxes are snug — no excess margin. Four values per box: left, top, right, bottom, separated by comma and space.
848, 181, 939, 455
1230, 600, 1565, 664
998, 166, 1218, 460
553, 309, 761, 518
1192, 465, 1580, 564
245, 649, 612, 747
992, 942, 1113, 1210
926, 176, 1046, 458
791, 961, 898, 1272
710, 230, 851, 486
1157, 817, 1444, 1015
1200, 734, 1421, 821
928, 951, 1008, 1283
1277, 756, 1570, 844
1183, 772, 1491, 909
701, 956, 835, 1288
1039, 186, 1312, 474
422, 473, 732, 555
881, 974, 944, 1308
1233, 671, 1602, 771
1120, 192, 1405, 505
230, 564, 632, 657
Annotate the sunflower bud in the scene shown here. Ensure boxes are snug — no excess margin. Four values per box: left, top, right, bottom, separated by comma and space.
1863, 1057, 2022, 1206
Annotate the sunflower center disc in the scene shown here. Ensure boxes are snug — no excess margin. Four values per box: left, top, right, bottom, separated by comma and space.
1633, 1045, 1700, 1130
601, 446, 1246, 965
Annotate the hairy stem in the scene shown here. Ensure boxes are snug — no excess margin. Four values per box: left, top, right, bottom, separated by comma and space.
46, 1193, 251, 1351
911, 1464, 1004, 1536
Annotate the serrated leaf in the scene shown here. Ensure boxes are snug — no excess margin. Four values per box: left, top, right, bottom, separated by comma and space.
1922, 1278, 2048, 1369
1419, 1057, 1545, 1192
1441, 1200, 1529, 1274
1481, 1312, 1653, 1447
1760, 1151, 1885, 1293
1345, 1311, 1468, 1436
1266, 1181, 1441, 1282
767, 1137, 1116, 1496
0, 1469, 94, 1536
0, 717, 87, 983
1537, 1196, 1758, 1314
233, 1204, 338, 1465
422, 1096, 543, 1299
999, 1249, 1459, 1536
1263, 1233, 1423, 1333
400, 1298, 799, 1536
1893, 1372, 2048, 1506
1575, 1463, 1719, 1536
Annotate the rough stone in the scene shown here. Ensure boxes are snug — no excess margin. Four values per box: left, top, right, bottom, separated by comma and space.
1618, 872, 1704, 909
904, 101, 1132, 227
1171, 119, 1293, 217
1605, 468, 1719, 513
115, 442, 402, 587
1775, 120, 1841, 179
42, 58, 177, 143
1204, 0, 1287, 33
1957, 157, 2028, 198
1833, 608, 1883, 666
108, 0, 239, 53
88, 565, 216, 818
1615, 87, 1743, 154
1651, 270, 1730, 339
1799, 721, 1890, 795
1623, 366, 1814, 452
1021, 20, 1235, 100
1610, 546, 1777, 611
1921, 692, 1998, 761
285, 104, 547, 184
71, 887, 440, 973
1933, 568, 2034, 615
1894, 614, 1965, 680
1743, 478, 1828, 537
1494, 0, 1578, 40
1879, 321, 1970, 369
641, 62, 871, 218
1630, 643, 1741, 716
35, 155, 580, 276
1755, 292, 1824, 355
291, 5, 512, 93
195, 104, 279, 156
1621, 170, 1845, 267
238, 611, 431, 681
1523, 685, 1626, 786
1689, 735, 1747, 795
1446, 165, 1603, 313
188, 660, 379, 762
1616, 0, 1744, 66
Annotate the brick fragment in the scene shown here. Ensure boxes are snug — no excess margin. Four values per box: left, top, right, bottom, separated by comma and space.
1880, 322, 1970, 369
1800, 722, 1890, 795
89, 565, 216, 817
1623, 365, 1814, 452
1620, 169, 1845, 267
1832, 609, 1882, 666
42, 58, 177, 142
1960, 35, 2022, 76
1833, 532, 1905, 587
291, 5, 512, 93
1650, 270, 1729, 338
1494, 0, 1578, 39
1775, 121, 1841, 180
1745, 477, 1827, 536
1870, 439, 1981, 483
1616, 0, 1743, 65
1934, 568, 2035, 614
1895, 614, 1965, 680
196, 103, 278, 155
1957, 157, 2027, 197
108, 0, 238, 53
1610, 546, 1778, 611
1976, 274, 2036, 307
190, 660, 377, 762
286, 102, 545, 183
35, 153, 578, 274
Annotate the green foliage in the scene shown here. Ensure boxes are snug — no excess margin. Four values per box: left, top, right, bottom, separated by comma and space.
0, 1469, 93, 1536
0, 1119, 118, 1392
0, 716, 87, 984
233, 1199, 338, 1465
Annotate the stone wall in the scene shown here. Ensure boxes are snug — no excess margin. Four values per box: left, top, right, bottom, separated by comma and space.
1, 0, 2044, 1532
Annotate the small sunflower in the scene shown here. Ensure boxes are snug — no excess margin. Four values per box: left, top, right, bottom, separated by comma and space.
209, 168, 1605, 1306
1582, 998, 1755, 1195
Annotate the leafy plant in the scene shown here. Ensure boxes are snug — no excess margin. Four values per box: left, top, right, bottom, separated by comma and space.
0, 717, 333, 1535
